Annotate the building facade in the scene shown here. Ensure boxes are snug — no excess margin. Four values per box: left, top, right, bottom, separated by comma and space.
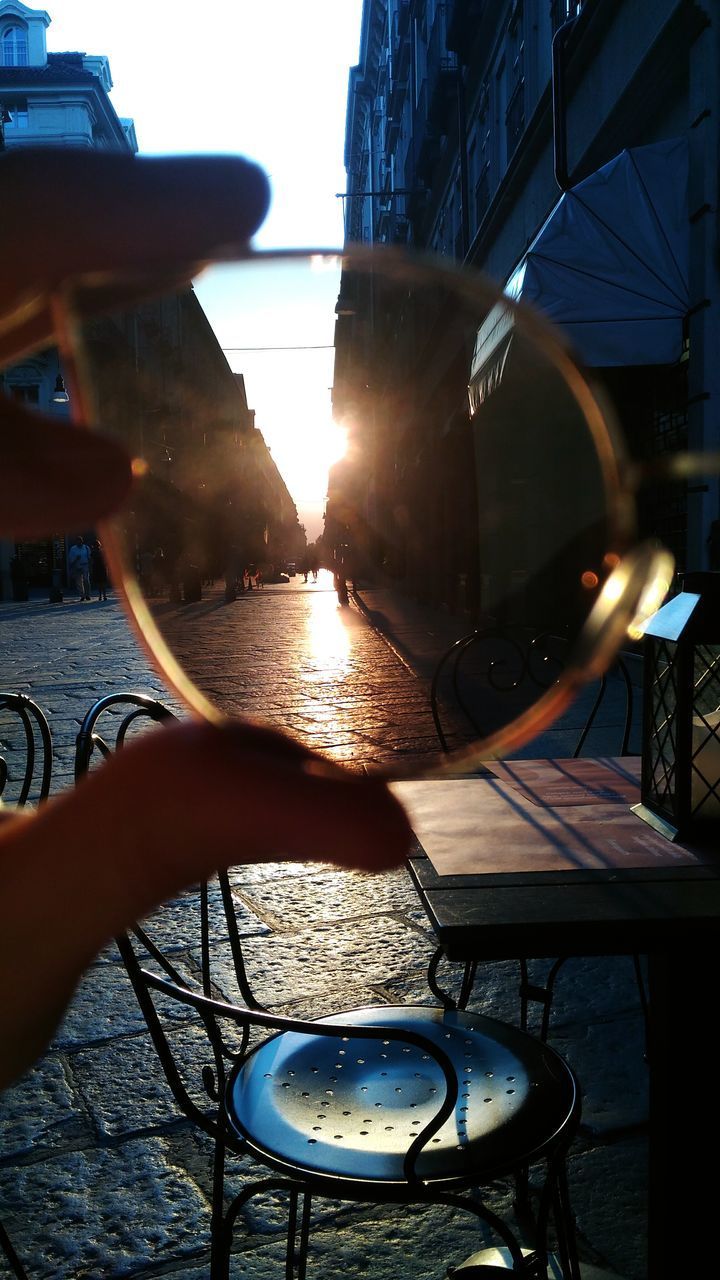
337, 0, 719, 621
0, 0, 137, 151
0, 0, 304, 599
0, 0, 137, 596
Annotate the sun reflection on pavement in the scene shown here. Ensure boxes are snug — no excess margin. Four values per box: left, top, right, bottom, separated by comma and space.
303, 572, 353, 681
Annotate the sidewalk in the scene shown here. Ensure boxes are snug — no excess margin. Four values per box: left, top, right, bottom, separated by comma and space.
353, 584, 644, 760
0, 586, 647, 1280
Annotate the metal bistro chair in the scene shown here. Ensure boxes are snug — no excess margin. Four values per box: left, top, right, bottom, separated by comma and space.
75, 691, 584, 1278
0, 690, 53, 810
1, 691, 54, 1280
428, 629, 649, 1044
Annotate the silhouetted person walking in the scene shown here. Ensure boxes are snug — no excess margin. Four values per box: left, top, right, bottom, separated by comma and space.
68, 536, 91, 601
91, 539, 109, 601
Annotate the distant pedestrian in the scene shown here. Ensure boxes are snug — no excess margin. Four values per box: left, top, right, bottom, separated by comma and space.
151, 546, 166, 596
90, 539, 109, 601
67, 536, 91, 601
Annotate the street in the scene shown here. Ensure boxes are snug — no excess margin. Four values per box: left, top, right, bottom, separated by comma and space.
141, 569, 443, 770
0, 585, 647, 1279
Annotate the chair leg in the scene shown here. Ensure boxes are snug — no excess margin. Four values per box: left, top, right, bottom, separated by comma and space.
512, 1162, 533, 1225
427, 944, 460, 1010
432, 1189, 537, 1272
523, 954, 650, 1052
221, 1178, 310, 1277
519, 958, 565, 1041
550, 1161, 581, 1280
427, 944, 480, 1012
286, 1188, 312, 1280
209, 1128, 229, 1280
297, 1191, 312, 1280
458, 959, 478, 1010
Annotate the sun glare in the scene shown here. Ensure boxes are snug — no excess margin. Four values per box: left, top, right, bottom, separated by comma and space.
268, 412, 348, 507
193, 256, 347, 538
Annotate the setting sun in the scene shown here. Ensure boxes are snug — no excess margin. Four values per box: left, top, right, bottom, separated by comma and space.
269, 414, 348, 504
193, 256, 347, 539
264, 405, 348, 509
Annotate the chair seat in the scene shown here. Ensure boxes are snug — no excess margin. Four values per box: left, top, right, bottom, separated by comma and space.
226, 1005, 578, 1188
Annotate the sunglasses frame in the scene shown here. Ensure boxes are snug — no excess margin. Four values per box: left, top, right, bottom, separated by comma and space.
48, 244, 671, 779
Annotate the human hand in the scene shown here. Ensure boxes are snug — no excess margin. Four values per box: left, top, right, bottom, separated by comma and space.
0, 720, 410, 1088
0, 149, 412, 1088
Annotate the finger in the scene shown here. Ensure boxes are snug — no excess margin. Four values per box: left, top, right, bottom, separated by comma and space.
0, 722, 411, 1085
20, 718, 412, 938
0, 398, 132, 536
80, 719, 412, 905
0, 150, 271, 360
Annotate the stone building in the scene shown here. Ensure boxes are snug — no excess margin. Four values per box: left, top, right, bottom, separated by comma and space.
0, 0, 136, 151
0, 0, 137, 595
0, 0, 303, 599
336, 0, 718, 623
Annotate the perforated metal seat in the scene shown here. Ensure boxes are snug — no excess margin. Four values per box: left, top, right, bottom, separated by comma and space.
228, 1006, 578, 1188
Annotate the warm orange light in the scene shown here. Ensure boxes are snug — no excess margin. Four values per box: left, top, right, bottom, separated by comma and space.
581, 570, 600, 590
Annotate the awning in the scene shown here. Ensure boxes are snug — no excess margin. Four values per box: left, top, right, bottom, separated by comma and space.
469, 137, 689, 411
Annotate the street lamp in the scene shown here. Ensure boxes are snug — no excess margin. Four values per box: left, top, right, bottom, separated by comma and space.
52, 374, 69, 403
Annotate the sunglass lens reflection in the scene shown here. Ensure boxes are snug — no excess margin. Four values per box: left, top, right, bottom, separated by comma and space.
71, 250, 631, 773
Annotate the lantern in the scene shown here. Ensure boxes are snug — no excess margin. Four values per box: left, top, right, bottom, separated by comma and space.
632, 572, 720, 842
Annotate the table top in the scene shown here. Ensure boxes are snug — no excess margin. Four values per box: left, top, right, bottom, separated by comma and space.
393, 757, 720, 960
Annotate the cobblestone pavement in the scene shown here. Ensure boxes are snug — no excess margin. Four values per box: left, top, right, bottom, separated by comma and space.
139, 572, 444, 770
0, 579, 647, 1279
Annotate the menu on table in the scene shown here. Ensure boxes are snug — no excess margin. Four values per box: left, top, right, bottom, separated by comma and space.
393, 764, 707, 877
487, 756, 642, 807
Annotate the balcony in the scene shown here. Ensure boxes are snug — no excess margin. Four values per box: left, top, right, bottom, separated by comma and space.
427, 4, 459, 132
446, 0, 486, 59
391, 0, 412, 72
415, 135, 440, 186
387, 64, 410, 152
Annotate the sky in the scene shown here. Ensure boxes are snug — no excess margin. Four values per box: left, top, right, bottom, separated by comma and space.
45, 0, 366, 538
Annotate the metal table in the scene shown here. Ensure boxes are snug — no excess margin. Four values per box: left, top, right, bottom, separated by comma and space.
394, 758, 720, 1278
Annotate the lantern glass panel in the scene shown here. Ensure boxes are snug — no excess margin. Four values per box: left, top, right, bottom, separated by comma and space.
646, 637, 681, 824
691, 643, 720, 821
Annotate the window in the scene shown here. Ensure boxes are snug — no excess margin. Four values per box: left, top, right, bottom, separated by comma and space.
4, 100, 28, 129
7, 383, 39, 404
505, 5, 525, 159
494, 60, 507, 175
1, 24, 29, 67
470, 84, 491, 229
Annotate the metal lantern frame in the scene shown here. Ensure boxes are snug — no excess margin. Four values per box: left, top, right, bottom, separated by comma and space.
633, 572, 720, 842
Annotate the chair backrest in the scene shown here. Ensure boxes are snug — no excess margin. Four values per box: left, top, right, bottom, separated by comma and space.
0, 691, 53, 807
73, 692, 268, 1137
74, 691, 176, 780
430, 626, 637, 759
0, 692, 53, 1279
73, 691, 459, 1186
